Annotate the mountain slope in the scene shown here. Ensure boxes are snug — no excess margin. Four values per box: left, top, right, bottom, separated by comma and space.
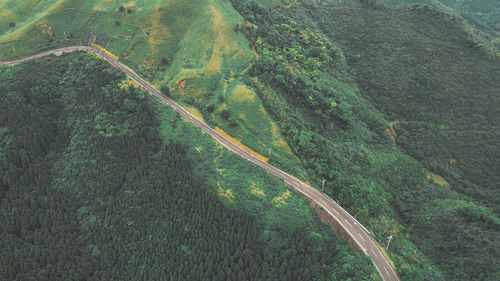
0, 0, 304, 179
0, 52, 377, 281
231, 0, 500, 280
389, 0, 500, 37
311, 0, 500, 214
2, 0, 500, 280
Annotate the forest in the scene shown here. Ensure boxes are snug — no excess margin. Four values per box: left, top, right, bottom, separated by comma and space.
390, 0, 500, 37
230, 0, 500, 280
310, 0, 500, 214
0, 53, 377, 280
1, 0, 500, 280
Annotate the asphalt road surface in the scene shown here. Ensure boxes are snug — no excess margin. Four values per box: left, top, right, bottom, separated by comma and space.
1, 46, 400, 281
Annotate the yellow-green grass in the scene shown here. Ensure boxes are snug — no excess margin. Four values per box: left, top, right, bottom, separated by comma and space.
372, 237, 397, 270
215, 126, 269, 162
215, 83, 303, 172
185, 106, 205, 122
91, 43, 118, 60
0, 0, 250, 70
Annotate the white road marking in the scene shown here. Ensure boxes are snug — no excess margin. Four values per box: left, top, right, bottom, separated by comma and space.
384, 267, 390, 276
358, 234, 366, 241
371, 248, 378, 257
345, 220, 353, 227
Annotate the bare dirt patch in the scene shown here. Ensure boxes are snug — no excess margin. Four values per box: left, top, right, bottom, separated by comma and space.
450, 157, 458, 165
385, 127, 397, 146
279, 1, 294, 9
177, 78, 187, 93
39, 24, 53, 36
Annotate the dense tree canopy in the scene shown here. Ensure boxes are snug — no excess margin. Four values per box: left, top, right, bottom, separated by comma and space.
0, 53, 377, 281
230, 0, 500, 280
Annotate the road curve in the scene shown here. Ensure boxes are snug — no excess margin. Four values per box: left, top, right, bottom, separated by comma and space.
1, 46, 400, 281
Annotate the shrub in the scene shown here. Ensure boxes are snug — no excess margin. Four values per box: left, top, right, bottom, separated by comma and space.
220, 109, 231, 119
160, 57, 171, 66
161, 86, 171, 97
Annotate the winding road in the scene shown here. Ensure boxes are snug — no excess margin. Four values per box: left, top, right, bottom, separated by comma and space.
1, 46, 400, 281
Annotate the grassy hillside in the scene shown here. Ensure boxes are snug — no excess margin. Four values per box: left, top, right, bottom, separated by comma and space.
0, 52, 377, 281
0, 0, 305, 179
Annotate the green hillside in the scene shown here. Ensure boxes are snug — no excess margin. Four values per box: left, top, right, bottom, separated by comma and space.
314, 0, 500, 213
0, 0, 304, 179
1, 0, 500, 280
0, 52, 377, 281
389, 0, 500, 37
230, 0, 500, 280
